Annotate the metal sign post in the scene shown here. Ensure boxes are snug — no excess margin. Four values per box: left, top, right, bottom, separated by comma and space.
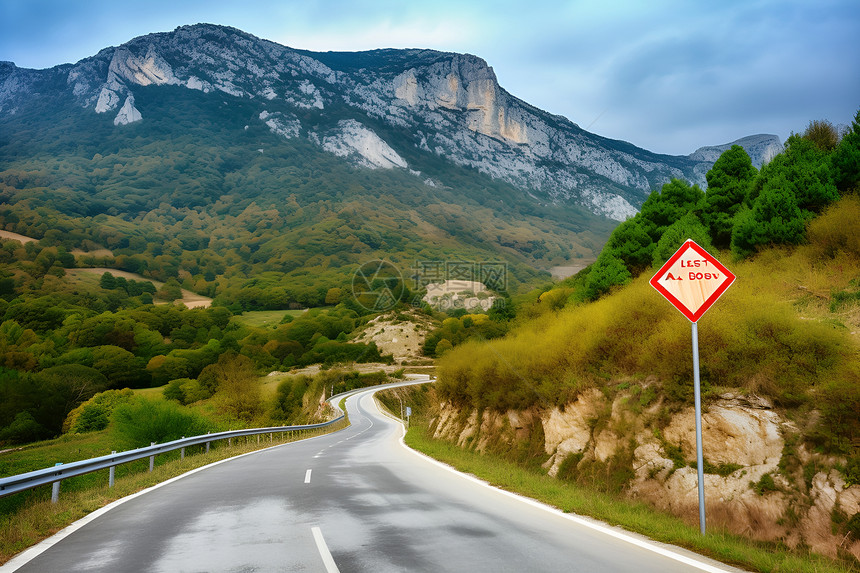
691, 321, 705, 535
650, 239, 735, 535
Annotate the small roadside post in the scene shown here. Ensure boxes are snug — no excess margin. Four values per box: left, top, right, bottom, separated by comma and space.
649, 239, 735, 535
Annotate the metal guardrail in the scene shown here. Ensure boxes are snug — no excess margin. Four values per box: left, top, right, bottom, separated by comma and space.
0, 377, 431, 502
0, 418, 344, 500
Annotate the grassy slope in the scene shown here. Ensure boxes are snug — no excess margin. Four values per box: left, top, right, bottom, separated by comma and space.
436, 196, 860, 422
232, 309, 310, 329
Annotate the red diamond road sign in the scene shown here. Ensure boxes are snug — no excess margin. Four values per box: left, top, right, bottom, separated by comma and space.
650, 239, 735, 322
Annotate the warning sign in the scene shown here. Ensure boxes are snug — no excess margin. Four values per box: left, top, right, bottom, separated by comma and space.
650, 240, 735, 322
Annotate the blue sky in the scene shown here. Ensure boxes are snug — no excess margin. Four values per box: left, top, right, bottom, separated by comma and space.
1, 0, 857, 155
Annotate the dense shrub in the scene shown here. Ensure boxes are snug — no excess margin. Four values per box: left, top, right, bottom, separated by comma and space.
271, 375, 312, 423
162, 377, 211, 405
701, 145, 757, 248
806, 195, 860, 260
0, 412, 46, 444
583, 250, 631, 301
731, 179, 806, 258
63, 388, 135, 433
651, 213, 713, 267
111, 397, 212, 448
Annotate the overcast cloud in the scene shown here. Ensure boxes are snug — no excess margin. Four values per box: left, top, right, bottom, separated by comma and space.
1, 0, 857, 155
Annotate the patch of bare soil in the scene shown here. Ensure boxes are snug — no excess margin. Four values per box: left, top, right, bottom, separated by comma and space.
353, 311, 435, 364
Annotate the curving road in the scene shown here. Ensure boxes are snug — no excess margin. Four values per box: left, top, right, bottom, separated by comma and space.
4, 384, 742, 572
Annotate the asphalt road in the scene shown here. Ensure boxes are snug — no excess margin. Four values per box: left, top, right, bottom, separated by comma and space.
4, 384, 743, 572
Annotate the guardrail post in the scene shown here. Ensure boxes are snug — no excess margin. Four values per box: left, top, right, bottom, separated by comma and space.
206, 432, 210, 453
109, 451, 116, 488
149, 442, 155, 472
269, 432, 273, 442
181, 438, 185, 460
51, 463, 62, 503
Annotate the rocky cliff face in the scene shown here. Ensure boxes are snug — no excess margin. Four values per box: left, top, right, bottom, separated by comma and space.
689, 134, 783, 169
432, 389, 859, 560
0, 24, 780, 221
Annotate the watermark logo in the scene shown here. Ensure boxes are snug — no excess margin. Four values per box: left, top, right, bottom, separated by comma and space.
413, 260, 508, 312
351, 260, 404, 311
351, 259, 508, 313
412, 261, 508, 292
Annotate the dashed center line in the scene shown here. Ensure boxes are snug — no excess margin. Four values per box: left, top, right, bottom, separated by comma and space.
311, 527, 339, 573
304, 469, 312, 484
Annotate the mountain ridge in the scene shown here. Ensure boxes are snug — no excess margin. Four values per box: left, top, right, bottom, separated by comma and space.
0, 23, 781, 221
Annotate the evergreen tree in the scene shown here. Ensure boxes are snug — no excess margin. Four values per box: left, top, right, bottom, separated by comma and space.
832, 108, 860, 192
603, 216, 655, 275
638, 179, 705, 241
752, 135, 838, 214
731, 176, 806, 258
583, 250, 631, 301
652, 213, 714, 267
99, 272, 116, 290
701, 145, 757, 248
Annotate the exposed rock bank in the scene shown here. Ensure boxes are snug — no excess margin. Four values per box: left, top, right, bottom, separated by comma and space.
431, 387, 859, 560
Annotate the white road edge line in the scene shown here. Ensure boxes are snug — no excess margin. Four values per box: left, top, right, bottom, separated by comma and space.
377, 391, 735, 573
304, 469, 312, 484
311, 526, 340, 573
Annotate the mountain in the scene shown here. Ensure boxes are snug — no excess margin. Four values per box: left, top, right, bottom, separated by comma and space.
0, 24, 779, 221
0, 24, 782, 305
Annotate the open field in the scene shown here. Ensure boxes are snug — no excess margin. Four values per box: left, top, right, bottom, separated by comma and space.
66, 268, 212, 309
232, 309, 308, 328
0, 231, 36, 244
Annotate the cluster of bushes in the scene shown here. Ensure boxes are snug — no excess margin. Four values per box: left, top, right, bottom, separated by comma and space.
63, 364, 400, 448
99, 272, 157, 300
63, 388, 135, 433
422, 313, 509, 357
61, 390, 216, 449
271, 369, 392, 424
437, 111, 860, 454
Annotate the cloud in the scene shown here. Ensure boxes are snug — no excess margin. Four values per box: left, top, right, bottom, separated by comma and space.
1, 0, 857, 154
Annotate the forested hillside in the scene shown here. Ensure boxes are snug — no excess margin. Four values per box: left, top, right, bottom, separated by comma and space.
0, 81, 612, 309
